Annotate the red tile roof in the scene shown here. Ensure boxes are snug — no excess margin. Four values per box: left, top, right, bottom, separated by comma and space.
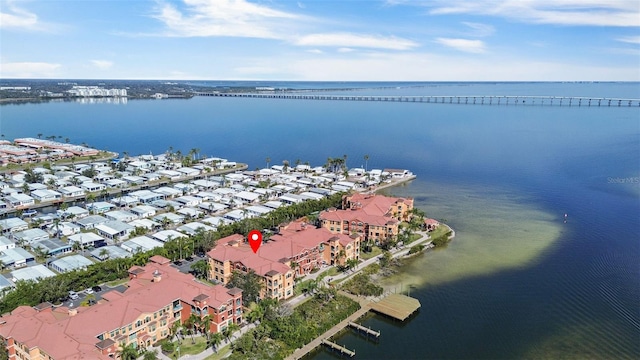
0, 261, 238, 359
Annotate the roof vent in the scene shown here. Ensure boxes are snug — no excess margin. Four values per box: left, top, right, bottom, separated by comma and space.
152, 269, 162, 282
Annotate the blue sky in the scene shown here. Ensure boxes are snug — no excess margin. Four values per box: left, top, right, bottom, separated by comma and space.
1, 0, 638, 80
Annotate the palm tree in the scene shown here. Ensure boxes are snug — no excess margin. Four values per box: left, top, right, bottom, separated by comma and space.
185, 314, 199, 343
169, 321, 182, 342
209, 332, 223, 353
364, 154, 370, 171
116, 343, 138, 360
99, 248, 109, 260
265, 157, 271, 169
37, 133, 43, 139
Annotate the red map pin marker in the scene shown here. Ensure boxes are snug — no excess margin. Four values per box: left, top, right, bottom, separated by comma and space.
248, 230, 262, 254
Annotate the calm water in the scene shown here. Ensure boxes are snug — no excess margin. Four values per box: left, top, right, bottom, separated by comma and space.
1, 82, 639, 359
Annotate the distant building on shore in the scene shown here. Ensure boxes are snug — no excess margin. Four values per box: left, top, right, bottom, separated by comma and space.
67, 86, 127, 97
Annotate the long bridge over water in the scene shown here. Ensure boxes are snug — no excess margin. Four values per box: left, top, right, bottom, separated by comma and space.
195, 92, 640, 107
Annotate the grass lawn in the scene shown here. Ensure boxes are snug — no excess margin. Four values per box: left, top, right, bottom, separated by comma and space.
428, 225, 451, 239
203, 346, 232, 360
166, 336, 209, 358
404, 233, 422, 245
360, 246, 382, 260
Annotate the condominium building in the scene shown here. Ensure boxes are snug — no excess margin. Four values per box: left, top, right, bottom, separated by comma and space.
207, 234, 295, 301
206, 221, 361, 300
0, 256, 242, 359
319, 194, 414, 244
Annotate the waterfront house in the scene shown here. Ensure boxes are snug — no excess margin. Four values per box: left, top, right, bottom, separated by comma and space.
90, 245, 131, 260
176, 195, 201, 207
26, 183, 47, 192
121, 236, 163, 253
10, 264, 54, 282
150, 230, 186, 243
0, 236, 15, 251
154, 186, 182, 198
122, 175, 145, 185
81, 181, 106, 193
59, 206, 90, 220
201, 216, 230, 228
233, 191, 260, 204
47, 221, 81, 237
111, 195, 139, 207
198, 202, 227, 213
158, 169, 182, 180
223, 209, 246, 222
13, 228, 49, 245
30, 189, 62, 202
129, 205, 158, 218
105, 210, 138, 223
103, 178, 127, 189
177, 207, 203, 219
49, 254, 94, 273
58, 185, 85, 198
0, 247, 35, 268
176, 167, 200, 177
95, 220, 134, 241
0, 218, 28, 233
4, 193, 35, 208
127, 218, 161, 231
75, 214, 108, 230
244, 205, 273, 218
153, 213, 185, 225
177, 222, 214, 236
33, 238, 72, 257
87, 201, 115, 214
130, 189, 164, 204
68, 232, 106, 248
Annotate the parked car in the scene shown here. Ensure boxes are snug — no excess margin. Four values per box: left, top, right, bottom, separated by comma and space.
84, 288, 94, 294
91, 286, 102, 293
68, 291, 79, 300
173, 260, 183, 266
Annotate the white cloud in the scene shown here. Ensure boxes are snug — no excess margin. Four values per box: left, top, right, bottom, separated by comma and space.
91, 60, 113, 70
617, 36, 640, 44
294, 33, 419, 50
307, 49, 324, 54
462, 22, 495, 37
0, 1, 38, 29
0, 62, 61, 78
435, 38, 486, 53
426, 1, 640, 27
286, 52, 640, 81
152, 0, 300, 38
337, 47, 355, 53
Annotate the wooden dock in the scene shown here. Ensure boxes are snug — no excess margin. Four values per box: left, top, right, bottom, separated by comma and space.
286, 306, 368, 360
370, 294, 421, 321
321, 339, 355, 357
286, 292, 422, 359
348, 322, 380, 338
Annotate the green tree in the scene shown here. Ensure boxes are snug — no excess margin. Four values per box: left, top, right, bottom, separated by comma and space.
227, 269, 263, 304
209, 332, 223, 353
190, 260, 210, 280
116, 343, 139, 360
